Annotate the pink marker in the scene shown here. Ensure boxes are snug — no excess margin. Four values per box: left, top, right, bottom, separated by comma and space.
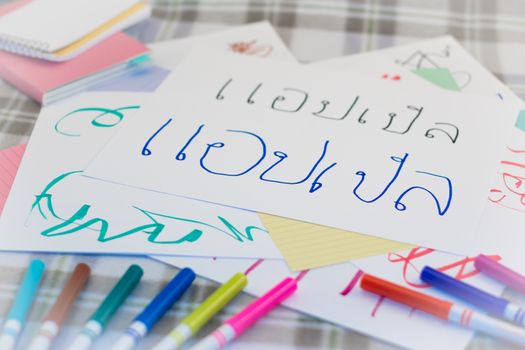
189, 277, 298, 350
475, 254, 525, 295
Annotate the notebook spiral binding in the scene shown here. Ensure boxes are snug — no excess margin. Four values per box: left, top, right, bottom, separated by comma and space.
0, 33, 50, 59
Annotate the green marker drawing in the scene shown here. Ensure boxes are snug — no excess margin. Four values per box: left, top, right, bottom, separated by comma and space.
31, 171, 267, 245
53, 105, 140, 137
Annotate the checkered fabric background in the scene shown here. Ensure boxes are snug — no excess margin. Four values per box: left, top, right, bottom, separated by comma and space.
1, 1, 524, 349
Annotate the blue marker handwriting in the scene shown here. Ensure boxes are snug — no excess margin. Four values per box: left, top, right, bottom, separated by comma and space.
141, 118, 454, 216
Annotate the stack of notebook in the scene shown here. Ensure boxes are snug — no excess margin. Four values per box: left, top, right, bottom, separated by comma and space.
0, 0, 151, 104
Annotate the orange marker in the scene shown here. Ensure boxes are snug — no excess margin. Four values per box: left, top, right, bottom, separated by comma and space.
28, 263, 90, 350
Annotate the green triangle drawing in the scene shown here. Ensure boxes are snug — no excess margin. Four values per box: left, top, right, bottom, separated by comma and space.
412, 67, 461, 91
514, 110, 525, 132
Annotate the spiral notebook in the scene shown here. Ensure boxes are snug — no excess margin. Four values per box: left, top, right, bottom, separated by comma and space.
0, 32, 150, 105
0, 0, 148, 61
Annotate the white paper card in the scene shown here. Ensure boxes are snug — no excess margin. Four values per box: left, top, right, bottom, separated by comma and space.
0, 92, 281, 259
86, 50, 516, 254
151, 21, 296, 69
324, 35, 522, 104
328, 35, 525, 273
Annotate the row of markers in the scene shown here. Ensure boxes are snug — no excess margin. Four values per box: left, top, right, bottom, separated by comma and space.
0, 262, 296, 350
1, 255, 525, 350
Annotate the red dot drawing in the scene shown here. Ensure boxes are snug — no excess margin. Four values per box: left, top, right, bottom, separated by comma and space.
381, 74, 401, 81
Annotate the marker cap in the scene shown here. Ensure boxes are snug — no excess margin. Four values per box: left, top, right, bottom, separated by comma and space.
136, 267, 195, 331
91, 264, 143, 327
8, 259, 45, 322
45, 263, 90, 326
421, 266, 509, 317
475, 255, 525, 295
184, 272, 247, 333
227, 277, 297, 335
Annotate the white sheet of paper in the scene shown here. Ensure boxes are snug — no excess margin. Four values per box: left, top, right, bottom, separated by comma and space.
0, 22, 301, 259
0, 92, 281, 258
323, 35, 522, 104
475, 128, 525, 272
154, 247, 504, 350
326, 36, 525, 273
86, 50, 517, 254
144, 36, 514, 350
377, 36, 525, 273
150, 21, 296, 69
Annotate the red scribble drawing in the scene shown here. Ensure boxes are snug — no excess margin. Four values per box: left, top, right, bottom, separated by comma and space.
295, 269, 310, 282
489, 147, 525, 212
381, 74, 401, 81
228, 40, 273, 57
340, 270, 364, 296
387, 247, 501, 288
507, 147, 525, 154
371, 296, 385, 317
244, 258, 265, 275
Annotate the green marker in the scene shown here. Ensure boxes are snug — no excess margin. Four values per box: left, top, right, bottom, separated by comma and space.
152, 272, 248, 350
67, 265, 143, 350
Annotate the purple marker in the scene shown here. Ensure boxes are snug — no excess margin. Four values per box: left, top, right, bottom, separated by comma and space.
475, 255, 525, 295
421, 266, 525, 327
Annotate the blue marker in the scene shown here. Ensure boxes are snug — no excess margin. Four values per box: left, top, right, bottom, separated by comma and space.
0, 259, 45, 350
111, 268, 196, 350
421, 266, 525, 326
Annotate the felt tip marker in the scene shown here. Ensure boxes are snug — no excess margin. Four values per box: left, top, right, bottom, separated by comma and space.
28, 263, 90, 350
0, 259, 45, 350
421, 266, 525, 327
152, 272, 248, 350
68, 265, 144, 350
361, 273, 525, 347
475, 254, 525, 295
110, 267, 196, 350
189, 277, 298, 350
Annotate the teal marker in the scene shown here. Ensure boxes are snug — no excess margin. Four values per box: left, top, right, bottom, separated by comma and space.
67, 265, 143, 350
0, 259, 45, 350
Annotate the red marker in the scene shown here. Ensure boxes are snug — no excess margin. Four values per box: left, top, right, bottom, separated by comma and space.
360, 273, 525, 346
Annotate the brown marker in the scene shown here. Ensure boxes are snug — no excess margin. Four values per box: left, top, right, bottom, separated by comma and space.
28, 263, 90, 350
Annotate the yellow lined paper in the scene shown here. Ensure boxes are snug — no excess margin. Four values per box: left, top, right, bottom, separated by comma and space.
259, 213, 414, 271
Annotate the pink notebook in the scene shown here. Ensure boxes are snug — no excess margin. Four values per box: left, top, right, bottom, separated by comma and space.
0, 1, 150, 104
0, 144, 26, 215
0, 0, 32, 15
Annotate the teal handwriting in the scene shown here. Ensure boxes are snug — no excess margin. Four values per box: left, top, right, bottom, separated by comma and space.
54, 106, 140, 137
31, 171, 266, 244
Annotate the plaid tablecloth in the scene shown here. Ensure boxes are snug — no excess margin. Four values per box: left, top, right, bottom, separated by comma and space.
1, 1, 524, 349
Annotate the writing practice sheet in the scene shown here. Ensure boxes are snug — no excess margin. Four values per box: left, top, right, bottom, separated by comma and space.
266, 37, 525, 270
0, 92, 281, 259
96, 27, 468, 271
262, 55, 447, 270
327, 35, 525, 273
141, 39, 525, 350
86, 50, 517, 255
0, 21, 302, 260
